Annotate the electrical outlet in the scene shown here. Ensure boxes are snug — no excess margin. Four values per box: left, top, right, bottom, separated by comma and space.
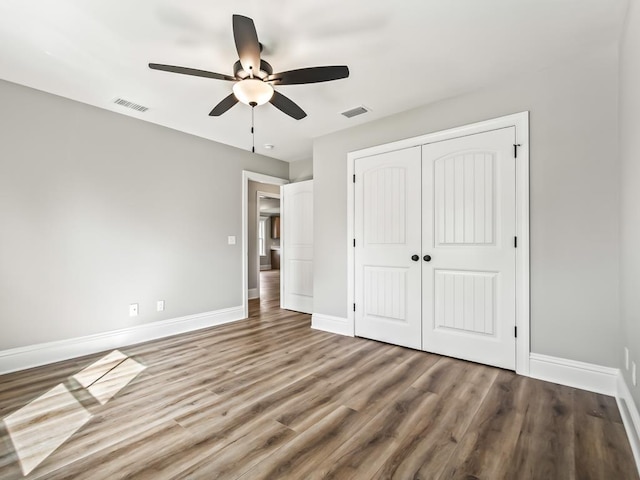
228, 236, 236, 245
625, 347, 630, 370
129, 303, 138, 317
157, 300, 165, 312
633, 362, 637, 387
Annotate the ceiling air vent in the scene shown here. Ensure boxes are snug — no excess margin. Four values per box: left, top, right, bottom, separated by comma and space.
113, 98, 148, 113
341, 105, 369, 119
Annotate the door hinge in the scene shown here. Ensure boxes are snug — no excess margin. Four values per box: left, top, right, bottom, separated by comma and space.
353, 238, 356, 247
514, 236, 518, 248
353, 303, 356, 312
353, 174, 356, 183
514, 326, 518, 338
514, 143, 521, 158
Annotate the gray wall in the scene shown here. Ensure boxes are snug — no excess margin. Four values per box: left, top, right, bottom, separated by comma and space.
0, 79, 288, 350
619, 0, 640, 408
248, 181, 281, 291
314, 45, 621, 367
289, 158, 313, 182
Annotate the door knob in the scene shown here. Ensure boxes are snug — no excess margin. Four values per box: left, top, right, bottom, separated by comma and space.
423, 255, 432, 262
411, 254, 420, 262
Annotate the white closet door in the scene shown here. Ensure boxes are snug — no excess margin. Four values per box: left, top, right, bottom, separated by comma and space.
354, 147, 422, 349
422, 127, 516, 369
282, 180, 313, 314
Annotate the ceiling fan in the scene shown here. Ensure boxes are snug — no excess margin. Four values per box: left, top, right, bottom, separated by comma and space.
149, 14, 350, 121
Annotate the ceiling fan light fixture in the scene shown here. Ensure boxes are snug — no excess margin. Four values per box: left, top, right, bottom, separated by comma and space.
233, 79, 274, 106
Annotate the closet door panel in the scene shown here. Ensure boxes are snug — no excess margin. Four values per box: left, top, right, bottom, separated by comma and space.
422, 127, 516, 370
354, 147, 422, 349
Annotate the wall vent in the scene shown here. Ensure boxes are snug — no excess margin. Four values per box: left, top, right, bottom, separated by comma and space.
341, 105, 369, 118
113, 98, 148, 113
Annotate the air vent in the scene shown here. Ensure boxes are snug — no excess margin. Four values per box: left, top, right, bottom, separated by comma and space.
341, 105, 369, 118
113, 98, 148, 113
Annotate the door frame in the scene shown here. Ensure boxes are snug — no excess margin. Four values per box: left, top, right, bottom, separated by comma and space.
242, 170, 289, 319
346, 112, 530, 375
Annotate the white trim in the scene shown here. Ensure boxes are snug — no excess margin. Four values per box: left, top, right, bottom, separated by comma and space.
0, 306, 244, 375
241, 171, 288, 319
311, 313, 354, 337
346, 112, 530, 375
617, 372, 640, 474
529, 353, 618, 396
248, 288, 259, 300
260, 264, 272, 271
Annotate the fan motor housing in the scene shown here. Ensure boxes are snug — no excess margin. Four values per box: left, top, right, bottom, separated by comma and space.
234, 60, 273, 80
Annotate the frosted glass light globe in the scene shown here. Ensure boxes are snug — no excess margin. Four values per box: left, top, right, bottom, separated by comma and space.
233, 79, 274, 106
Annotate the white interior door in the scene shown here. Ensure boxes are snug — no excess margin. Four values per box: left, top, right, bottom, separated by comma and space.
422, 127, 516, 369
354, 147, 422, 349
282, 180, 313, 314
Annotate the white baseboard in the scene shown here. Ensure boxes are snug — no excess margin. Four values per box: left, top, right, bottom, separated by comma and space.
311, 313, 354, 337
248, 288, 259, 300
260, 265, 272, 271
0, 305, 245, 375
617, 372, 640, 473
529, 353, 618, 396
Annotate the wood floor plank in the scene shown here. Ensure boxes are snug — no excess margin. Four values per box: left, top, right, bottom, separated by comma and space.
312, 387, 441, 480
172, 419, 296, 480
340, 353, 439, 416
35, 421, 190, 480
238, 405, 367, 480
502, 379, 576, 480
372, 362, 499, 479
574, 395, 639, 480
436, 370, 532, 479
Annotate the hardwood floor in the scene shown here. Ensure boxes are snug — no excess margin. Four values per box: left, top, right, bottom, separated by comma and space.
0, 269, 637, 479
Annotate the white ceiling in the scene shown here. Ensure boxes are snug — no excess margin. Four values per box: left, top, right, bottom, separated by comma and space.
0, 0, 627, 162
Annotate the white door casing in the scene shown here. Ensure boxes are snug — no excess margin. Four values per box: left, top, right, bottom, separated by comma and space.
422, 127, 516, 370
282, 180, 314, 314
354, 147, 422, 349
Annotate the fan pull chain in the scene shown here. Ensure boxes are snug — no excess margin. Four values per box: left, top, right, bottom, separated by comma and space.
250, 103, 256, 153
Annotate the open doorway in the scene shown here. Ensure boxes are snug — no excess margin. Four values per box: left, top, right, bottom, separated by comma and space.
242, 171, 288, 319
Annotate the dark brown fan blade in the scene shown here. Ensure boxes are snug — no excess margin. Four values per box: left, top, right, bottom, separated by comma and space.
232, 15, 261, 76
209, 93, 239, 116
267, 66, 349, 85
269, 91, 306, 120
149, 63, 236, 81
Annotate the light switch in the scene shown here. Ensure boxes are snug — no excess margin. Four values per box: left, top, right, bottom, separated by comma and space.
228, 236, 236, 245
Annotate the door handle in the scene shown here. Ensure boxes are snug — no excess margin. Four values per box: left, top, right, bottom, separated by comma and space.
423, 255, 432, 262
411, 254, 420, 262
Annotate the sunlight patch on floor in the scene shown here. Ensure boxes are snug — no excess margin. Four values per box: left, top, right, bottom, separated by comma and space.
3, 384, 91, 475
73, 349, 127, 388
2, 350, 147, 476
87, 356, 146, 405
